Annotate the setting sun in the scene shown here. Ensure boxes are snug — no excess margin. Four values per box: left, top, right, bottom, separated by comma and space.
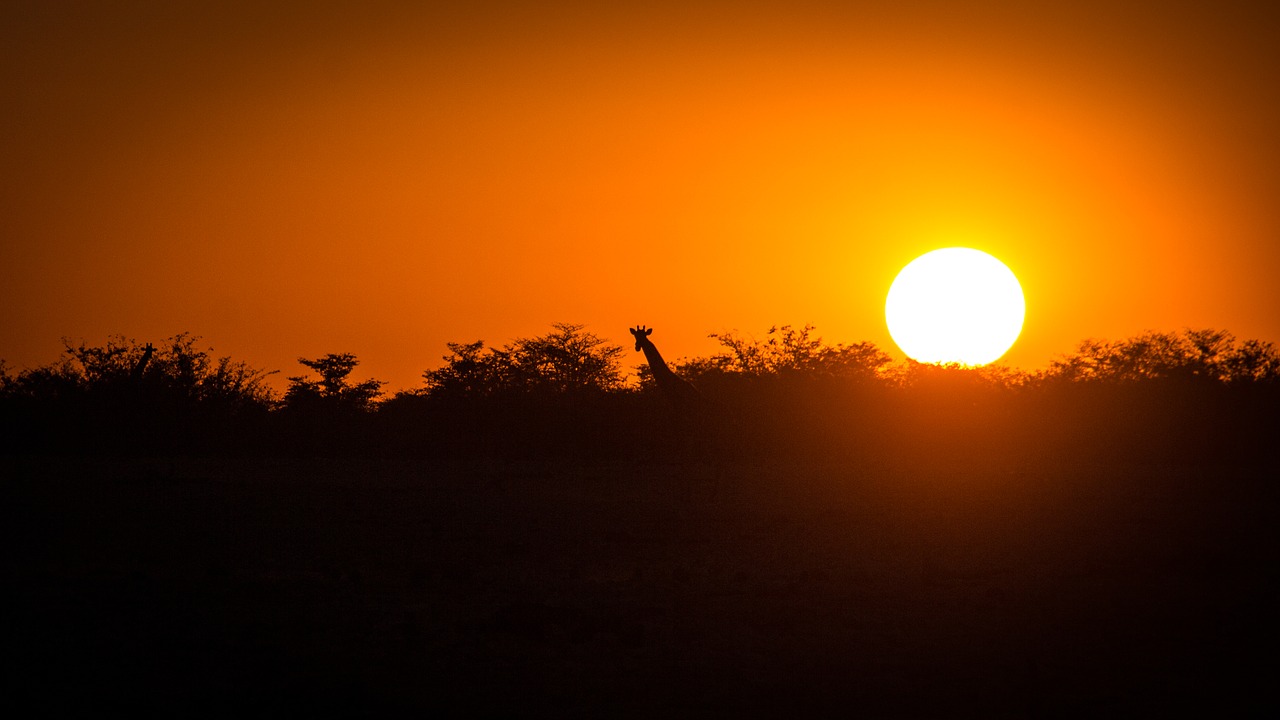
885, 248, 1025, 365
4, 3, 1279, 714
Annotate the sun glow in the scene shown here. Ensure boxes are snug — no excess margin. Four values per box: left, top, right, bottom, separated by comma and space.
885, 248, 1025, 366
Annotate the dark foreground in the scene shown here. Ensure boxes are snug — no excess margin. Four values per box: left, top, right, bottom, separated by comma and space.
6, 455, 1276, 716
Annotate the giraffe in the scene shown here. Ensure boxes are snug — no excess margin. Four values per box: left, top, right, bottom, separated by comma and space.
630, 325, 722, 499
130, 342, 155, 383
629, 326, 701, 404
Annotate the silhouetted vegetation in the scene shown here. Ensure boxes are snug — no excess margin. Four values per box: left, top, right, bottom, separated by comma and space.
677, 324, 893, 382
1, 334, 275, 455
382, 323, 633, 460
1, 324, 1276, 463
1042, 328, 1280, 384
5, 324, 1278, 715
421, 322, 625, 400
273, 353, 386, 455
285, 353, 385, 413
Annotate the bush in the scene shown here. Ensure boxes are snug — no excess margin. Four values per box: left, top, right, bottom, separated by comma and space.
675, 324, 893, 382
422, 323, 624, 400
0, 334, 276, 454
1042, 329, 1280, 385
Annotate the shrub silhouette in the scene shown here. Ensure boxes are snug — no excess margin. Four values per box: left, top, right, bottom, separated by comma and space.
508, 322, 625, 394
388, 324, 631, 460
2, 324, 1276, 464
1042, 328, 1280, 385
422, 323, 624, 399
0, 334, 275, 454
672, 324, 892, 384
417, 340, 508, 400
22, 333, 278, 408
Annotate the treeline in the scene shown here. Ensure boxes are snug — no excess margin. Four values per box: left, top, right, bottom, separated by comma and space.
1, 324, 1277, 464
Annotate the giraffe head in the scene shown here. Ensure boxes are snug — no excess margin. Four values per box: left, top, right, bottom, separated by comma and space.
629, 325, 653, 352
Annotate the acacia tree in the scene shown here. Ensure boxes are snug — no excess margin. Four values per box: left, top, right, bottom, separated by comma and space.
422, 323, 624, 399
1, 333, 276, 409
0, 334, 277, 454
138, 334, 277, 411
674, 325, 892, 383
1219, 338, 1280, 383
285, 353, 385, 412
418, 341, 512, 400
508, 323, 625, 394
1043, 329, 1280, 384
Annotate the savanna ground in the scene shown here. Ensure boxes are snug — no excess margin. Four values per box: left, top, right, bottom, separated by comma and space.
4, 326, 1278, 715
7, 449, 1275, 717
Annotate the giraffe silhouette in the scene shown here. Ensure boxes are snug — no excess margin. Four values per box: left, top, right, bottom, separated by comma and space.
130, 343, 155, 383
630, 326, 702, 404
630, 325, 723, 499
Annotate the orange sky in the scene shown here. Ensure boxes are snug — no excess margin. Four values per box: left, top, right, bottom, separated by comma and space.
3, 1, 1278, 391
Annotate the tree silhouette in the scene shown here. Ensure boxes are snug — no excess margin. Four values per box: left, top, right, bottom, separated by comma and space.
285, 353, 385, 412
674, 324, 892, 383
0, 334, 276, 454
2, 333, 278, 409
422, 323, 623, 399
507, 323, 625, 394
2, 324, 1276, 462
420, 341, 514, 400
1044, 329, 1280, 384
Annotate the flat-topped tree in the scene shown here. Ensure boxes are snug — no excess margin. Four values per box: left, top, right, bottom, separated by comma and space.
285, 353, 385, 413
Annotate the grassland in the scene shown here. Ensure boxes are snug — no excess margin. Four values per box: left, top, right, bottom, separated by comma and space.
7, 452, 1274, 716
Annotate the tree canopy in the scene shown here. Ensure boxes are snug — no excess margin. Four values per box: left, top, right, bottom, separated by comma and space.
1042, 329, 1280, 385
284, 353, 385, 413
668, 324, 893, 386
2, 333, 276, 410
422, 323, 624, 399
3, 324, 1277, 459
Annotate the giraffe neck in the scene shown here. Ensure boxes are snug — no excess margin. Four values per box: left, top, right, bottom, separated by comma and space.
131, 345, 155, 382
639, 338, 678, 381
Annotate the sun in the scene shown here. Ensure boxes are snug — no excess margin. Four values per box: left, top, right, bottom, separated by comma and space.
885, 248, 1025, 366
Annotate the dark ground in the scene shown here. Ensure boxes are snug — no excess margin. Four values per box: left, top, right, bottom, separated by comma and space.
5, 453, 1277, 717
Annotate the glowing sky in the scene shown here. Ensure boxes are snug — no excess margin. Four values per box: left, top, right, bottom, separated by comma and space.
3, 1, 1278, 390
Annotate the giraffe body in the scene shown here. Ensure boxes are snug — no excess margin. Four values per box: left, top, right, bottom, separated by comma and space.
630, 326, 701, 404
